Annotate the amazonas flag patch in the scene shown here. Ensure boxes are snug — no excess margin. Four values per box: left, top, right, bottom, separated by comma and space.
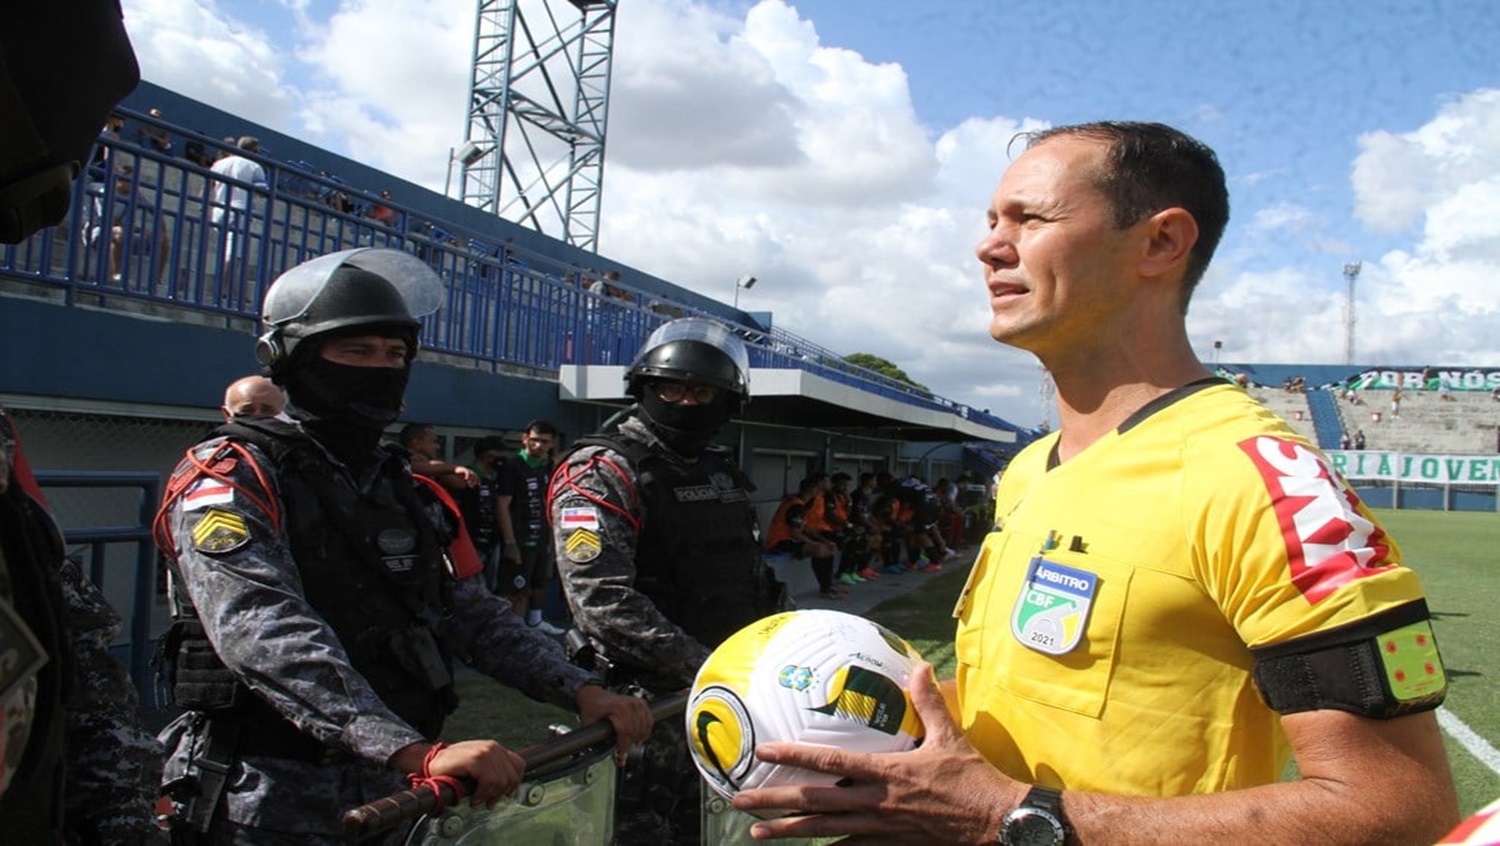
560, 506, 602, 562
183, 478, 234, 511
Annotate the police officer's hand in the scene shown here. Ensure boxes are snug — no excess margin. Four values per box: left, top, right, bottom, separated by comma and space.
502, 542, 523, 565
390, 739, 526, 808
453, 465, 479, 488
575, 684, 653, 766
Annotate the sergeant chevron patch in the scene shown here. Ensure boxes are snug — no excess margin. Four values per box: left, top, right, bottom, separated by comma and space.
564, 527, 602, 562
191, 509, 250, 554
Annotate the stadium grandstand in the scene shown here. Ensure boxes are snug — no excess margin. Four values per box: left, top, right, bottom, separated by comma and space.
1219, 363, 1500, 512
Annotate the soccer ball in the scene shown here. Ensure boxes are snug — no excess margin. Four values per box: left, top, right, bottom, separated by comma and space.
685, 610, 925, 815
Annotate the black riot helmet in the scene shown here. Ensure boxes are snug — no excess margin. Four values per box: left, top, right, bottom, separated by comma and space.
255, 247, 442, 378
626, 317, 751, 410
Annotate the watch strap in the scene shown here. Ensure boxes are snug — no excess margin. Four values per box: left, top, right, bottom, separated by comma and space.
1024, 784, 1063, 817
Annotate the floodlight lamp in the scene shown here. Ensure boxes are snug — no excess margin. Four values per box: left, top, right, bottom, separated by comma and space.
456, 142, 488, 166
737, 274, 757, 290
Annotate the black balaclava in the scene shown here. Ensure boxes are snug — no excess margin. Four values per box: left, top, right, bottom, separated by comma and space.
638, 386, 735, 458
280, 327, 413, 467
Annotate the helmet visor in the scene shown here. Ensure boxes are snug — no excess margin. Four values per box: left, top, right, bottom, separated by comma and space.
262, 247, 443, 328
632, 318, 751, 387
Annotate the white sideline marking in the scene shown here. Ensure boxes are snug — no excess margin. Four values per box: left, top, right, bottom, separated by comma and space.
1439, 707, 1500, 776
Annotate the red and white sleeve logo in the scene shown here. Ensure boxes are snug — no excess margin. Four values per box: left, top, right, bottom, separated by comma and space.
1239, 436, 1394, 603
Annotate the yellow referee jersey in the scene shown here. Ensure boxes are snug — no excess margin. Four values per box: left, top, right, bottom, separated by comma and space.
953, 383, 1436, 795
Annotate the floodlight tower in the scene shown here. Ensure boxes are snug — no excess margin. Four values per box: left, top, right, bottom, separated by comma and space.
1343, 261, 1361, 365
458, 0, 618, 253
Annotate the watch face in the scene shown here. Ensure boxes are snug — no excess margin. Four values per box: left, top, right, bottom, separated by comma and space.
1005, 809, 1066, 846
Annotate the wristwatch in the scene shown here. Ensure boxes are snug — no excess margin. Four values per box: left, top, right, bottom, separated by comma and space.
999, 785, 1067, 846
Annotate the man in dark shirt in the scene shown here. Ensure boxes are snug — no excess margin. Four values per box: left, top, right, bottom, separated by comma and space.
496, 420, 561, 633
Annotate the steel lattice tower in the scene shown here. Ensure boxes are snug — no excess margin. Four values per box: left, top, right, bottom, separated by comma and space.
457, 0, 618, 253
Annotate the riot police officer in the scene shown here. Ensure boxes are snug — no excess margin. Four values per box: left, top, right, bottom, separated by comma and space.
153, 248, 651, 844
549, 317, 786, 844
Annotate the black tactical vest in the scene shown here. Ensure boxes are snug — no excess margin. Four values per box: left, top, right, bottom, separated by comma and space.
167, 419, 456, 754
578, 434, 781, 651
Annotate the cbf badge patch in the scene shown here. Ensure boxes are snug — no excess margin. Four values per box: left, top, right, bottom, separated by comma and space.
560, 506, 602, 563
191, 509, 250, 554
1011, 557, 1097, 656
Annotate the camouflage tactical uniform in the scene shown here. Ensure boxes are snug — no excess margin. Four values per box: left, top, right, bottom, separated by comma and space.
60, 556, 167, 845
158, 429, 599, 844
550, 416, 781, 845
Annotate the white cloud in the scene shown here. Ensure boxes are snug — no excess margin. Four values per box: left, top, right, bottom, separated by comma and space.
120, 0, 1500, 425
124, 0, 297, 129
1352, 88, 1500, 235
1346, 88, 1500, 361
291, 0, 473, 187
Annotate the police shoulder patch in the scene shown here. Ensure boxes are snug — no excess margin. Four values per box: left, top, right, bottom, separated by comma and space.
564, 527, 602, 562
191, 508, 251, 554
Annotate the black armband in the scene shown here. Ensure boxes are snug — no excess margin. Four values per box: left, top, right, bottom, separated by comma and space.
1250, 599, 1447, 719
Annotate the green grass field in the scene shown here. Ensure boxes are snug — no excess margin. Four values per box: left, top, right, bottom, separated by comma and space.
445, 507, 1500, 815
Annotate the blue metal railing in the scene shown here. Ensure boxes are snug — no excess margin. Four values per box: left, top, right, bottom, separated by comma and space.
0, 107, 1016, 433
1305, 389, 1345, 450
36, 471, 162, 705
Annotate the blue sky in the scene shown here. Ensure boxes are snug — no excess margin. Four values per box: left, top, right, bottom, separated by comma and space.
123, 0, 1500, 427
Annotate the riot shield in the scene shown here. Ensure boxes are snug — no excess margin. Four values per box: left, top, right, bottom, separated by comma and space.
405, 744, 615, 845
702, 784, 838, 846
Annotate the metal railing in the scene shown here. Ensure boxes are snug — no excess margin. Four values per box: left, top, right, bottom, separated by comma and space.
0, 107, 1016, 433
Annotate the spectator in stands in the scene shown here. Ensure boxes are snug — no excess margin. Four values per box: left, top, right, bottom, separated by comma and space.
209, 136, 267, 266
603, 270, 634, 304
367, 189, 400, 229
1339, 431, 1352, 450
1354, 428, 1367, 450
87, 114, 124, 185
1438, 382, 1455, 402
1492, 386, 1500, 403
183, 132, 216, 169
1391, 386, 1403, 418
398, 422, 478, 492
315, 170, 355, 214
220, 375, 286, 421
137, 107, 172, 154
89, 172, 170, 285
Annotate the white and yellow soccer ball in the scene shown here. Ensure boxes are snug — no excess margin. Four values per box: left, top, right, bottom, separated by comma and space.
685, 609, 925, 815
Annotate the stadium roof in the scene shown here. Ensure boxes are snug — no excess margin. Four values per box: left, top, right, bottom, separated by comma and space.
557, 365, 1019, 444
